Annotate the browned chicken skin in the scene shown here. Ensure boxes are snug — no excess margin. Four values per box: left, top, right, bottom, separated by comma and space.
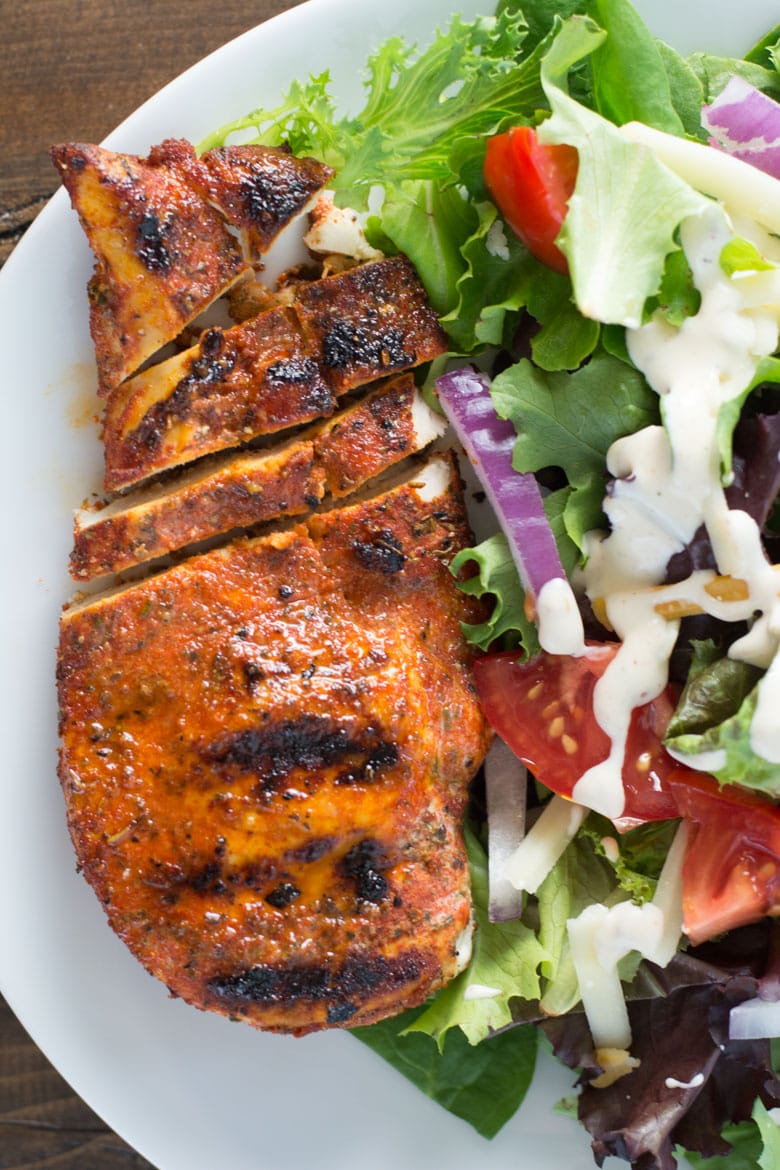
57, 457, 490, 1034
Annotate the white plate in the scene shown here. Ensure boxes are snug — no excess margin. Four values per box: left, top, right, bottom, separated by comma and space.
1, 2, 777, 1168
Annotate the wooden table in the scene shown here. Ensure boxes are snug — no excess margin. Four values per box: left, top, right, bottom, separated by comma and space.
0, 3, 302, 1165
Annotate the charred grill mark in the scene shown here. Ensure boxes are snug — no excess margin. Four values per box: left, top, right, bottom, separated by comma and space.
191, 861, 229, 895
203, 717, 400, 792
239, 167, 318, 230
340, 838, 389, 904
284, 837, 336, 864
265, 881, 301, 909
205, 717, 351, 779
136, 210, 174, 273
266, 355, 322, 385
159, 855, 280, 899
335, 741, 399, 786
265, 357, 334, 416
207, 952, 425, 1019
242, 661, 265, 692
351, 530, 407, 574
134, 329, 237, 452
321, 317, 414, 373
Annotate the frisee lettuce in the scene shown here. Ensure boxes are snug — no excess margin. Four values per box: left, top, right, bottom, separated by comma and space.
202, 8, 546, 209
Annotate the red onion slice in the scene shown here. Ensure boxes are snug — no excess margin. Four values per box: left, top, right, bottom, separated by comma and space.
702, 77, 780, 180
436, 367, 584, 654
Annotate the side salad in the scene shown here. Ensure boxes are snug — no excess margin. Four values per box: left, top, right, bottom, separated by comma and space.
208, 2, 780, 1166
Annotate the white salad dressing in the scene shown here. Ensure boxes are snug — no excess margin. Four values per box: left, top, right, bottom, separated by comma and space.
535, 576, 586, 656
664, 1073, 705, 1091
567, 201, 780, 817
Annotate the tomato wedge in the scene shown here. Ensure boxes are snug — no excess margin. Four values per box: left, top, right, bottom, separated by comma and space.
667, 769, 780, 945
472, 645, 680, 827
483, 125, 578, 275
474, 647, 780, 942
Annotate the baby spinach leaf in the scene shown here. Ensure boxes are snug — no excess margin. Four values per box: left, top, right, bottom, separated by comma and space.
351, 1005, 538, 1139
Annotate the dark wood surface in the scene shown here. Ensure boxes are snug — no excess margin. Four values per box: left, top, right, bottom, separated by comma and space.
0, 3, 302, 1166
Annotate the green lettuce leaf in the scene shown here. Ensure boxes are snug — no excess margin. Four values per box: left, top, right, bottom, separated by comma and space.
666, 654, 763, 741
585, 0, 686, 132
405, 827, 548, 1048
538, 15, 709, 327
720, 237, 777, 276
526, 267, 601, 371
443, 201, 601, 362
580, 815, 678, 902
450, 487, 578, 654
686, 52, 780, 103
496, 0, 585, 55
489, 350, 659, 551
680, 1120, 765, 1170
666, 678, 780, 797
745, 25, 780, 67
450, 533, 541, 654
655, 40, 708, 139
753, 1099, 780, 1170
645, 245, 701, 327
351, 1002, 538, 1139
203, 9, 550, 211
665, 655, 780, 796
716, 356, 780, 483
535, 823, 648, 1017
536, 829, 616, 1016
368, 181, 477, 321
441, 199, 539, 353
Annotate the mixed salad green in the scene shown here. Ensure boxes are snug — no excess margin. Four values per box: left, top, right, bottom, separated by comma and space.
208, 2, 780, 1166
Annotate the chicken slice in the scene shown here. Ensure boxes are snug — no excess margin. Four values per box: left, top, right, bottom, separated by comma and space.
70, 374, 446, 580
51, 140, 250, 395
52, 139, 334, 395
101, 257, 447, 492
293, 255, 448, 395
57, 454, 489, 1035
101, 306, 333, 492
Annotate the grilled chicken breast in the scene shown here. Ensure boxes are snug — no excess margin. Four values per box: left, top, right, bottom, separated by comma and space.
51, 139, 332, 394
101, 256, 447, 491
70, 374, 446, 580
57, 455, 490, 1034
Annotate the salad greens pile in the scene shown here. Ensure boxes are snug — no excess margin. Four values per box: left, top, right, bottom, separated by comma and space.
207, 2, 780, 1167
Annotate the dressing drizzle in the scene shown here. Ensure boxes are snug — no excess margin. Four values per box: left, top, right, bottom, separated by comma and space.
572, 202, 780, 818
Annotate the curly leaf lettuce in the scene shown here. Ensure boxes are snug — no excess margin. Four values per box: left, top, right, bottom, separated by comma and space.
450, 533, 541, 654
450, 484, 577, 653
203, 9, 547, 209
488, 350, 660, 552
